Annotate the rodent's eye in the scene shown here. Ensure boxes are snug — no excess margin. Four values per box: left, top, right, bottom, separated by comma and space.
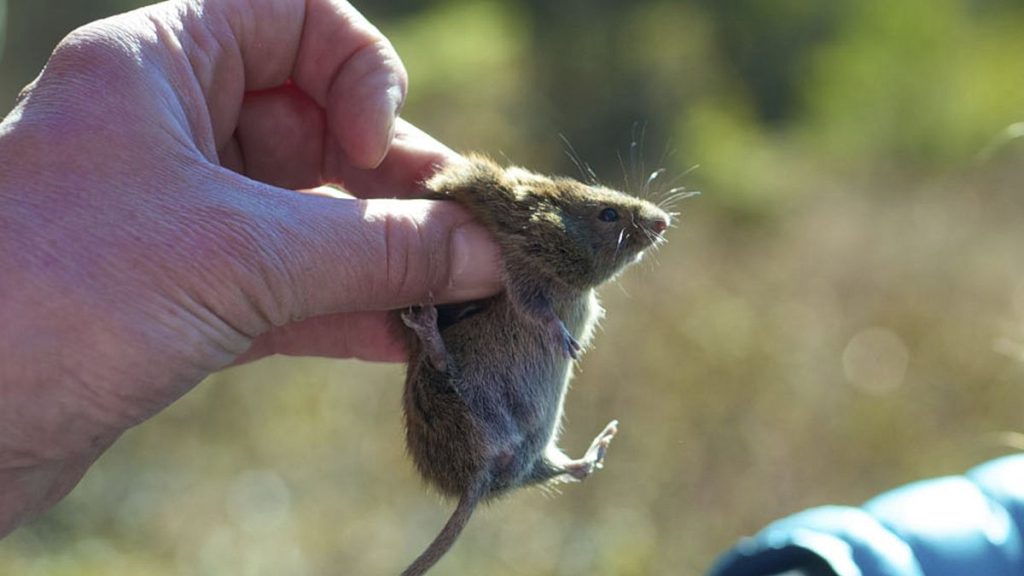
598, 207, 620, 223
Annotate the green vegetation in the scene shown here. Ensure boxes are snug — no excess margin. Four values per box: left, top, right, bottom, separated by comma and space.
3, 0, 1024, 574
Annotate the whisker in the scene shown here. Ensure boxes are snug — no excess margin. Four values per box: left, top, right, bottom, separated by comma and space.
658, 189, 701, 210
661, 189, 701, 202
659, 200, 689, 213
616, 150, 632, 195
637, 123, 648, 188
650, 164, 701, 200
644, 168, 667, 198
647, 242, 665, 270
678, 163, 701, 179
654, 166, 699, 195
559, 134, 600, 186
630, 122, 650, 196
629, 124, 639, 180
655, 140, 676, 179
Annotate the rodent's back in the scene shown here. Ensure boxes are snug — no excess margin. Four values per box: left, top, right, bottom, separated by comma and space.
403, 353, 484, 497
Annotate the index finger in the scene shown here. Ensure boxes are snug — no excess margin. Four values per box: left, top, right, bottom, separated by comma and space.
326, 118, 465, 199
167, 0, 407, 169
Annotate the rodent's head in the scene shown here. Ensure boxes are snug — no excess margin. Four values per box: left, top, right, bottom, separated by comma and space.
430, 156, 671, 290
509, 168, 670, 287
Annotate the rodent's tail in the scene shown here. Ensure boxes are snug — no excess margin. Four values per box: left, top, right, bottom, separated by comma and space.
401, 486, 482, 576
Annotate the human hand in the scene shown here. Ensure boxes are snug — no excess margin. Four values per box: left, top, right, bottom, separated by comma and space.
0, 0, 501, 536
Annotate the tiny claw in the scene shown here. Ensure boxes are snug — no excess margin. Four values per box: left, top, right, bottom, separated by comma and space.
401, 304, 438, 329
565, 334, 582, 359
563, 420, 619, 480
402, 305, 448, 372
400, 308, 416, 328
550, 320, 581, 359
589, 420, 618, 463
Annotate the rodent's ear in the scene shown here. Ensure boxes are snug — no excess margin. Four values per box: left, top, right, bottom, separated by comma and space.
426, 154, 516, 201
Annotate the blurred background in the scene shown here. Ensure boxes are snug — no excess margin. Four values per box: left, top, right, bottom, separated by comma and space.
3, 0, 1024, 574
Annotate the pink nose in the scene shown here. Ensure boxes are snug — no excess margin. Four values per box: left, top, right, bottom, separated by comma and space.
652, 219, 667, 234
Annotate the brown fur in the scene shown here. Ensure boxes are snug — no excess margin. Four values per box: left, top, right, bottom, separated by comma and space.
400, 156, 669, 575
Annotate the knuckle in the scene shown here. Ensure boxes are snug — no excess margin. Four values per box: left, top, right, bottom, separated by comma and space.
340, 35, 408, 95
25, 20, 146, 134
381, 211, 420, 300
379, 208, 444, 304
47, 21, 136, 84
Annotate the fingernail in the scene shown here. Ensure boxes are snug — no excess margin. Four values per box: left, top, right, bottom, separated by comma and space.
387, 82, 405, 117
383, 83, 402, 139
449, 223, 502, 300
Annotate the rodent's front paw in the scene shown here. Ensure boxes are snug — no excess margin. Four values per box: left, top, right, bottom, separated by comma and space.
548, 319, 581, 359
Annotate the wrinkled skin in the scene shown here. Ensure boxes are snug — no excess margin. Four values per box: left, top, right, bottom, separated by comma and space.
0, 0, 502, 537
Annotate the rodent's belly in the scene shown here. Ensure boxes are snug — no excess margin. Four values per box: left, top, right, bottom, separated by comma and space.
445, 297, 574, 441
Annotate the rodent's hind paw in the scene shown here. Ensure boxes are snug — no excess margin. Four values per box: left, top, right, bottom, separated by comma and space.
564, 420, 619, 480
402, 305, 448, 372
401, 304, 436, 326
586, 420, 618, 467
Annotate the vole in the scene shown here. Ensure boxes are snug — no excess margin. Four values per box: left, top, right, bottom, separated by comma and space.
399, 155, 671, 575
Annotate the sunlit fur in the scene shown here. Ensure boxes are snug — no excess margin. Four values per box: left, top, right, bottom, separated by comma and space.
399, 156, 670, 575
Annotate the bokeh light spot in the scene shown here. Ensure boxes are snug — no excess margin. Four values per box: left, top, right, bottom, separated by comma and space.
842, 327, 910, 395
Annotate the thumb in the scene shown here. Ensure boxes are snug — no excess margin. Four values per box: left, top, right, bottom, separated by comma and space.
213, 172, 503, 328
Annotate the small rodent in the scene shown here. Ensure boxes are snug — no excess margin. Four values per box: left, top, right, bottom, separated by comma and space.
399, 155, 670, 575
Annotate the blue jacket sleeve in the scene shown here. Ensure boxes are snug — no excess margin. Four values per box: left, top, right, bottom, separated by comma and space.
707, 454, 1024, 576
